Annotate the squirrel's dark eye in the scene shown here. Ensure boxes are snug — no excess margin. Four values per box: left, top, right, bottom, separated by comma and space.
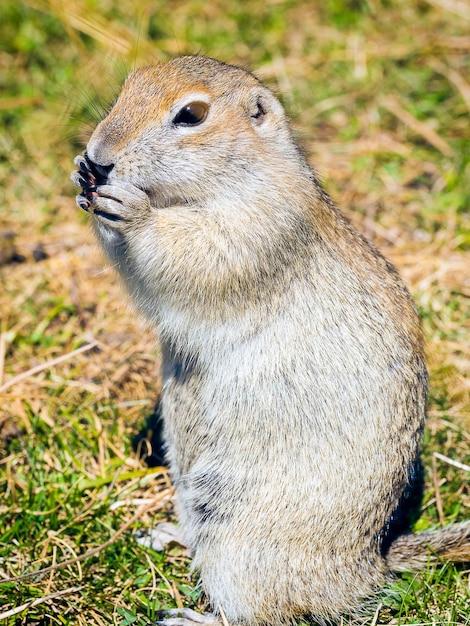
173, 101, 209, 127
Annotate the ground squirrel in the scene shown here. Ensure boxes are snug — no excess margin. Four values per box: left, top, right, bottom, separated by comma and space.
72, 55, 470, 625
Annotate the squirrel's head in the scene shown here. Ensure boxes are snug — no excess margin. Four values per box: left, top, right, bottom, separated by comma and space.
85, 56, 297, 208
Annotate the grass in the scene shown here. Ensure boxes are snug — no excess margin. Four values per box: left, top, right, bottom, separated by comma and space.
0, 0, 469, 623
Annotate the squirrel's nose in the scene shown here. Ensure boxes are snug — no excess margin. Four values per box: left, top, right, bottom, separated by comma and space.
84, 151, 114, 182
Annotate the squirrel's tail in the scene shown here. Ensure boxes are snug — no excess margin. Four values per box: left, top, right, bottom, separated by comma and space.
386, 521, 470, 572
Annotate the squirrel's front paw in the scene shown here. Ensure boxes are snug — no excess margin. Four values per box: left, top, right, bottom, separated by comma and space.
71, 153, 151, 227
89, 182, 151, 225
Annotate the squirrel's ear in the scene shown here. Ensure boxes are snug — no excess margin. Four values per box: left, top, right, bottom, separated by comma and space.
247, 88, 285, 129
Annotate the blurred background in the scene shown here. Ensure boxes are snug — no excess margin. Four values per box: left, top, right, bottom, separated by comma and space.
0, 0, 469, 623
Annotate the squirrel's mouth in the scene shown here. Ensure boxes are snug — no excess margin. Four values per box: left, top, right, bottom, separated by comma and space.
79, 152, 113, 187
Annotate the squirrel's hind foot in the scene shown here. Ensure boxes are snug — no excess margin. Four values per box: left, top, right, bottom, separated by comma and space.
155, 608, 220, 626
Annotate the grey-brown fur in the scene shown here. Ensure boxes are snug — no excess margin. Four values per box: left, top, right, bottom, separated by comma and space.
71, 56, 470, 625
